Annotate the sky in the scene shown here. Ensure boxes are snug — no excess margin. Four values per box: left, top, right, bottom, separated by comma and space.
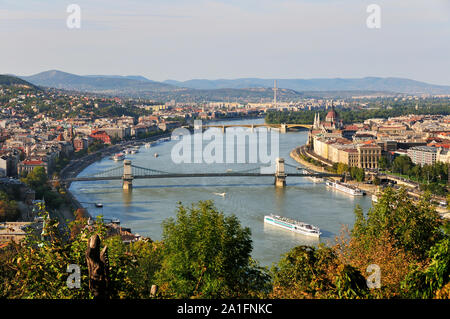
1, 0, 450, 85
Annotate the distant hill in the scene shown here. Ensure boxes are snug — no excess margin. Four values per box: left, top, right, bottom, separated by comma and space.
165, 77, 450, 95
0, 74, 38, 89
19, 70, 177, 94
84, 74, 152, 82
145, 87, 305, 103
16, 70, 450, 101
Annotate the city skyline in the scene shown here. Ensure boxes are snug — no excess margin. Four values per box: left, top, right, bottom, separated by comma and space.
1, 0, 450, 85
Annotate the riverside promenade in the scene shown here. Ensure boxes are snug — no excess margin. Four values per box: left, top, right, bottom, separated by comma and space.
290, 145, 379, 196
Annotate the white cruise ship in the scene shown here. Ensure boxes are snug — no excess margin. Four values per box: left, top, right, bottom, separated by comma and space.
264, 215, 321, 238
325, 180, 365, 196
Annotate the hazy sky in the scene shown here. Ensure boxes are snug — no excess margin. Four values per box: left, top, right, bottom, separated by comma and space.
1, 0, 450, 84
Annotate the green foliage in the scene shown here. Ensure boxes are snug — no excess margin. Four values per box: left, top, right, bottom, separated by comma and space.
0, 193, 448, 299
20, 166, 64, 209
0, 205, 164, 299
0, 191, 20, 222
21, 166, 48, 194
373, 176, 381, 186
271, 245, 337, 298
378, 156, 389, 170
271, 244, 368, 299
392, 155, 413, 175
334, 264, 368, 299
401, 237, 450, 298
125, 240, 164, 298
336, 163, 349, 175
265, 101, 450, 125
350, 167, 365, 182
353, 187, 442, 258
54, 155, 70, 173
156, 200, 270, 298
387, 157, 448, 196
87, 140, 106, 153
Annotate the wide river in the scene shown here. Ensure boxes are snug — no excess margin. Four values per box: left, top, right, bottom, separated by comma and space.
70, 119, 373, 266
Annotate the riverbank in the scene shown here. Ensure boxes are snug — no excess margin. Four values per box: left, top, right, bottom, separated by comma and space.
290, 146, 327, 174
290, 145, 379, 196
59, 131, 173, 219
291, 145, 449, 218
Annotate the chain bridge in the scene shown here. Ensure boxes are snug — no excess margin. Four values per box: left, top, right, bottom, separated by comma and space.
63, 158, 342, 190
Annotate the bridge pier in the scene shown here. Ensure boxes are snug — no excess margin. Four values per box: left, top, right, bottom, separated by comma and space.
122, 160, 133, 190
280, 124, 287, 134
275, 157, 286, 187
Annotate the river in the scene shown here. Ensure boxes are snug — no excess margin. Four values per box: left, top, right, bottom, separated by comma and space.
69, 118, 373, 266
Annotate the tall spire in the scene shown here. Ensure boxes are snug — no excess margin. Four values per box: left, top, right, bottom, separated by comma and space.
313, 112, 320, 129
273, 80, 278, 108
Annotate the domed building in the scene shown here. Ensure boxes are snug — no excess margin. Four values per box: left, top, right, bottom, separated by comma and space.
325, 108, 338, 123
313, 106, 343, 131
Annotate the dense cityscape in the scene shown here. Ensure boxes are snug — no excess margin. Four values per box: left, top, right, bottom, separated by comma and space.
0, 73, 449, 301
1, 0, 449, 309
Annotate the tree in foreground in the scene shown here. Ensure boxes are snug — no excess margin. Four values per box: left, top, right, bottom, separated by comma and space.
271, 187, 449, 299
0, 203, 162, 299
270, 244, 369, 299
156, 200, 271, 298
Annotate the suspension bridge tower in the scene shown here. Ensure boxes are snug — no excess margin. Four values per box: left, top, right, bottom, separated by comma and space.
122, 160, 133, 190
275, 157, 286, 187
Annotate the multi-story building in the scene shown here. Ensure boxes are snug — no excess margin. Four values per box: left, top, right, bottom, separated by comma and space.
357, 143, 382, 169
341, 148, 359, 167
437, 148, 450, 164
407, 146, 438, 166
89, 130, 112, 144
73, 137, 92, 151
17, 159, 49, 175
312, 135, 382, 168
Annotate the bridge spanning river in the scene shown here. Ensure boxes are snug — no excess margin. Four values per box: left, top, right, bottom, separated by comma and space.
68, 118, 372, 266
63, 157, 342, 190
200, 123, 311, 133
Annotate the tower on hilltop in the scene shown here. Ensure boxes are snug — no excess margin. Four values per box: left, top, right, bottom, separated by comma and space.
273, 80, 278, 108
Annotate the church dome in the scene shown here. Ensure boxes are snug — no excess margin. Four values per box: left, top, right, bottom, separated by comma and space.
325, 109, 338, 122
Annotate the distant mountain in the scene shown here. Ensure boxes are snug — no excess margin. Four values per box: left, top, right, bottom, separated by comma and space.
84, 74, 152, 82
0, 74, 39, 89
19, 70, 177, 95
17, 70, 450, 101
164, 77, 450, 94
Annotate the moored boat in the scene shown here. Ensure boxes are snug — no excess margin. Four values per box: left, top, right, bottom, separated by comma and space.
113, 153, 125, 161
307, 176, 323, 183
264, 214, 321, 238
325, 180, 365, 196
